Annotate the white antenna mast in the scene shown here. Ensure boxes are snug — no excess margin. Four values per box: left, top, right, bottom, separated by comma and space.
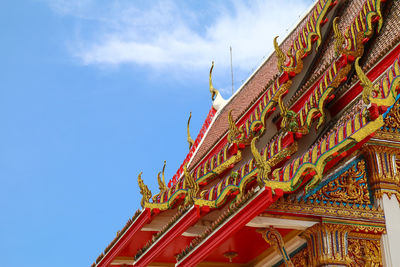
230, 46, 234, 95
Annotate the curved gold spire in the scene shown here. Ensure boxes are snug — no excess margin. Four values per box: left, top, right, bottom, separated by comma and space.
209, 61, 220, 101
278, 94, 289, 129
137, 172, 152, 208
251, 136, 271, 186
333, 17, 345, 56
278, 94, 288, 117
187, 112, 195, 150
227, 110, 243, 143
355, 57, 378, 105
157, 161, 167, 192
278, 93, 299, 132
274, 36, 286, 72
183, 162, 199, 206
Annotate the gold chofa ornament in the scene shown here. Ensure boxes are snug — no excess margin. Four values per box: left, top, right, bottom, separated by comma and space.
157, 161, 167, 192
274, 36, 286, 73
209, 61, 220, 101
187, 112, 194, 150
355, 57, 379, 105
137, 172, 152, 208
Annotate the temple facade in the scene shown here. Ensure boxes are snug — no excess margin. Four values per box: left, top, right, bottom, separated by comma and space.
92, 0, 400, 266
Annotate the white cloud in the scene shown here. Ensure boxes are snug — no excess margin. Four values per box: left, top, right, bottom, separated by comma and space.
47, 0, 313, 75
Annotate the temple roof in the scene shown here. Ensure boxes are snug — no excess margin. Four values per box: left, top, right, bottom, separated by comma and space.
92, 0, 400, 266
188, 6, 313, 169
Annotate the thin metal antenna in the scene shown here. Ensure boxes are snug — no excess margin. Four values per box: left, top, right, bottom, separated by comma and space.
230, 46, 234, 95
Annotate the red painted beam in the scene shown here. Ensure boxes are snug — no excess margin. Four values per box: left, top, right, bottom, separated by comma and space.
176, 187, 283, 267
97, 208, 152, 267
134, 206, 201, 267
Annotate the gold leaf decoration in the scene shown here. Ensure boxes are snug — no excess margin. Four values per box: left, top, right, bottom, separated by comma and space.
384, 101, 400, 130
137, 172, 152, 208
308, 160, 371, 204
183, 163, 199, 206
348, 238, 382, 267
227, 110, 244, 144
187, 112, 195, 150
333, 16, 345, 56
251, 136, 271, 186
157, 161, 167, 192
355, 57, 379, 105
209, 61, 220, 101
274, 36, 286, 73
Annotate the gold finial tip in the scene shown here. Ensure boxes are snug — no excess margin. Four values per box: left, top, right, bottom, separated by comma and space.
187, 112, 195, 150
209, 62, 219, 101
273, 36, 286, 72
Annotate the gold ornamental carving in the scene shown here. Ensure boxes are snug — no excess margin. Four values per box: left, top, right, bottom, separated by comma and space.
276, 246, 309, 267
348, 238, 382, 267
274, 36, 286, 73
363, 142, 400, 203
384, 100, 400, 130
258, 227, 294, 267
137, 172, 152, 208
251, 136, 272, 186
278, 93, 299, 133
290, 247, 309, 267
209, 61, 220, 101
183, 163, 199, 206
308, 160, 371, 204
157, 161, 167, 192
276, 234, 383, 267
333, 17, 345, 56
355, 57, 380, 105
227, 110, 245, 144
187, 112, 195, 150
302, 222, 352, 267
267, 196, 385, 222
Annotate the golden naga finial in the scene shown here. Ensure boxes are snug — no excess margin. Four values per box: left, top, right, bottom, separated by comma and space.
183, 163, 199, 206
278, 94, 298, 132
227, 110, 243, 143
355, 57, 379, 105
137, 172, 152, 208
278, 94, 288, 118
333, 17, 345, 56
278, 94, 289, 129
274, 36, 286, 73
251, 136, 271, 186
209, 61, 220, 101
187, 112, 195, 150
157, 161, 167, 192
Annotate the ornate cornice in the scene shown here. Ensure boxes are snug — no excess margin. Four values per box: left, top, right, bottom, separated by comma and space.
266, 197, 384, 223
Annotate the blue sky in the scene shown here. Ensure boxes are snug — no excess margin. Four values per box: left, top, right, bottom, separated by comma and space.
0, 1, 313, 266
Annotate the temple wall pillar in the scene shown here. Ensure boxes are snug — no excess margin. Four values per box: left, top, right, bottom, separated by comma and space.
377, 195, 400, 267
301, 222, 351, 267
363, 143, 400, 266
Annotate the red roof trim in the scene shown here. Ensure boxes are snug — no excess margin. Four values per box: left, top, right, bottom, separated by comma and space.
96, 208, 152, 267
168, 107, 217, 187
176, 187, 283, 266
134, 206, 200, 267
